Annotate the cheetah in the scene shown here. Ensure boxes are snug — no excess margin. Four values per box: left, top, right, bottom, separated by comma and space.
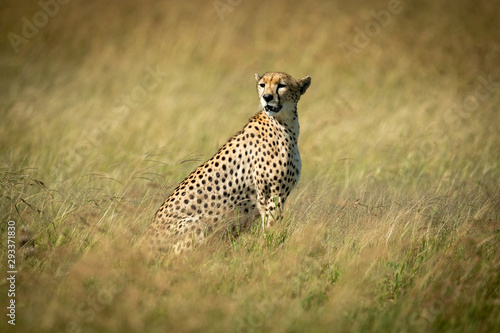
148, 72, 311, 254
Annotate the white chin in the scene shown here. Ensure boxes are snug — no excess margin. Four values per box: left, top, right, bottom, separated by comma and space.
264, 105, 282, 113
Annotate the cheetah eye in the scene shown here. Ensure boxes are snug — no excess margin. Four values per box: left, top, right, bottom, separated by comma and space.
259, 83, 265, 88
277, 83, 286, 89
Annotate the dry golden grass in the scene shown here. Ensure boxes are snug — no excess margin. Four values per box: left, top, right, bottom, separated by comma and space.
1, 0, 499, 332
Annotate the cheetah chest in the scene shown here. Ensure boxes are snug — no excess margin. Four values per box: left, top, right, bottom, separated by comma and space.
250, 114, 301, 200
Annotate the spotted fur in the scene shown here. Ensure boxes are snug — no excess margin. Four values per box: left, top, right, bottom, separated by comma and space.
148, 72, 311, 254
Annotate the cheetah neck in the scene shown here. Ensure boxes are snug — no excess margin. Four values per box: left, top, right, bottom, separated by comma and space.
263, 106, 300, 144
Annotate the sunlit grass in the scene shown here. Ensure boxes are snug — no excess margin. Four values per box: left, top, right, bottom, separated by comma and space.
1, 0, 499, 332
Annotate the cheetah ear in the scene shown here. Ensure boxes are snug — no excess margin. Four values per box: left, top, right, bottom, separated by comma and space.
297, 76, 311, 95
255, 74, 262, 82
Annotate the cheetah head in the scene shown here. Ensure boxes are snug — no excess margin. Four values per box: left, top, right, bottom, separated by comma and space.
255, 72, 311, 116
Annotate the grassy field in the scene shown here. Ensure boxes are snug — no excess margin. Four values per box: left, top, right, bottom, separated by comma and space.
1, 0, 499, 332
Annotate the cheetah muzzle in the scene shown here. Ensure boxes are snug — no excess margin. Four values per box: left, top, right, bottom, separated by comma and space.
148, 72, 311, 254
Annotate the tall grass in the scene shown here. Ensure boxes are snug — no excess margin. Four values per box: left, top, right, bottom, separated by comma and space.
1, 0, 499, 332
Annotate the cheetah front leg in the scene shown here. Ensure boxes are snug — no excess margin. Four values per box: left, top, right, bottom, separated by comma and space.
257, 194, 284, 232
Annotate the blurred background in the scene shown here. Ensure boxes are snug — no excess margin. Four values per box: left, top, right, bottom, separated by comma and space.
2, 0, 498, 182
1, 0, 499, 332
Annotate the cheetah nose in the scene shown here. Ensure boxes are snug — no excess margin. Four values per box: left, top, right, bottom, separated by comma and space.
263, 94, 273, 102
